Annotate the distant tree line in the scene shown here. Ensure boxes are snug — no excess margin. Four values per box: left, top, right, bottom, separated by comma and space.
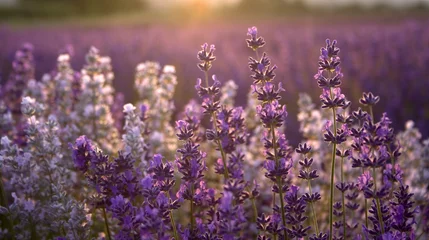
232, 0, 429, 15
16, 0, 147, 16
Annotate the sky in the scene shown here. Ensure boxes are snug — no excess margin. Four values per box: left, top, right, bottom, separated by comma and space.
149, 0, 429, 8
0, 0, 426, 8
304, 0, 428, 7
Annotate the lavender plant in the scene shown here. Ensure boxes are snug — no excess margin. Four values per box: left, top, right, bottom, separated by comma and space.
0, 26, 426, 240
135, 62, 178, 159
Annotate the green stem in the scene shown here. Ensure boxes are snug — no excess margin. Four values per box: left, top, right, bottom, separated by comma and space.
363, 168, 369, 228
341, 156, 346, 239
167, 192, 179, 240
204, 71, 229, 180
251, 197, 258, 224
270, 126, 288, 240
387, 145, 396, 199
307, 179, 320, 235
386, 145, 395, 169
215, 136, 229, 180
255, 49, 260, 60
328, 88, 338, 240
369, 106, 374, 124
372, 167, 385, 235
190, 184, 195, 230
0, 173, 15, 239
29, 214, 37, 240
102, 207, 112, 240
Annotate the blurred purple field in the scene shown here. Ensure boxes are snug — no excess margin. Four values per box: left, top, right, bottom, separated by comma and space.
1, 18, 428, 143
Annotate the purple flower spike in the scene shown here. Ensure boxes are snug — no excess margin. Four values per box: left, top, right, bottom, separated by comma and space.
70, 135, 94, 173
246, 26, 266, 51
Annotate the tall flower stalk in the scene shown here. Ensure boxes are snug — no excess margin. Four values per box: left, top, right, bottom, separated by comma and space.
175, 120, 208, 236
314, 39, 350, 239
196, 43, 230, 180
247, 26, 293, 240
296, 143, 323, 238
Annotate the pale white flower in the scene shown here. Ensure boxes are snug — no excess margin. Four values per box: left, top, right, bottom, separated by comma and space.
57, 54, 70, 62
27, 79, 37, 89
83, 105, 94, 117
82, 74, 91, 85
123, 103, 136, 113
0, 136, 11, 147
136, 63, 146, 72
405, 120, 414, 130
42, 73, 51, 82
93, 74, 105, 85
99, 56, 111, 65
150, 131, 164, 145
163, 65, 176, 74
27, 116, 39, 126
21, 96, 35, 105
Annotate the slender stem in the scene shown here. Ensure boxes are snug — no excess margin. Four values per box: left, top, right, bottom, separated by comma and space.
357, 118, 369, 229
102, 207, 112, 240
386, 145, 395, 169
387, 145, 396, 198
0, 172, 8, 208
341, 156, 346, 239
255, 49, 260, 60
307, 179, 320, 235
167, 192, 179, 240
415, 230, 425, 240
362, 168, 369, 228
215, 135, 229, 180
272, 192, 276, 210
29, 214, 37, 240
204, 71, 210, 88
303, 150, 320, 235
190, 184, 195, 230
372, 167, 385, 235
0, 173, 15, 239
44, 157, 54, 196
270, 126, 288, 240
204, 71, 229, 180
328, 88, 338, 240
251, 196, 258, 224
369, 106, 374, 124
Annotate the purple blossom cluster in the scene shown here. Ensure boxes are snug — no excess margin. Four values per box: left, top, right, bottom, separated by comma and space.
0, 25, 427, 240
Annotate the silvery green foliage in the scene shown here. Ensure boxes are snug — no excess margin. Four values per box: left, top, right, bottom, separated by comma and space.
242, 89, 266, 183
297, 93, 325, 141
135, 62, 178, 158
21, 54, 79, 160
244, 88, 260, 130
52, 54, 77, 127
51, 54, 83, 164
135, 61, 160, 102
396, 121, 429, 199
219, 80, 238, 107
22, 79, 48, 110
296, 93, 330, 178
122, 103, 148, 166
0, 97, 89, 239
72, 47, 120, 154
0, 100, 14, 136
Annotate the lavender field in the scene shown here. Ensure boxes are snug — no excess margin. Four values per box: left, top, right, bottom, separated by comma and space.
0, 11, 428, 240
1, 18, 429, 143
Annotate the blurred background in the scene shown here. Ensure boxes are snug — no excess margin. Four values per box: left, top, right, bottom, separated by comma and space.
1, 0, 428, 144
